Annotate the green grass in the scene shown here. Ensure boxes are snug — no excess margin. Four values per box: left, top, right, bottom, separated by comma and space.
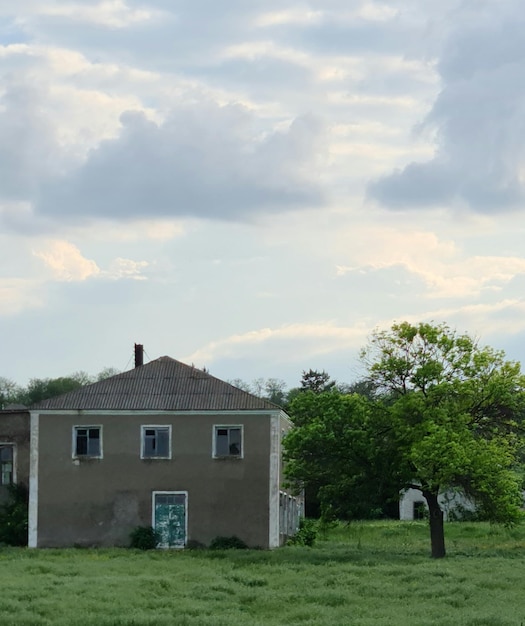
2, 521, 525, 625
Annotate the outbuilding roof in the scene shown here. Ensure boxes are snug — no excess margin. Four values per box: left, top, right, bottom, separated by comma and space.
32, 357, 281, 412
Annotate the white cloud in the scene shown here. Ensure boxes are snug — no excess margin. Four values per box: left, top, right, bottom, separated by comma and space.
104, 257, 149, 280
255, 9, 324, 28
335, 228, 525, 299
185, 322, 369, 365
33, 240, 101, 281
24, 1, 161, 29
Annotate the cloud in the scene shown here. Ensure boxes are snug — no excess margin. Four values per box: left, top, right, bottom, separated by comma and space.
0, 80, 64, 202
333, 225, 525, 300
368, 3, 525, 212
37, 103, 326, 223
185, 322, 369, 366
34, 1, 160, 29
105, 257, 149, 280
33, 240, 101, 281
33, 239, 150, 281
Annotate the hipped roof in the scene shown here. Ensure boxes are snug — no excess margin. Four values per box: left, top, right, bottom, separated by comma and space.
33, 357, 281, 412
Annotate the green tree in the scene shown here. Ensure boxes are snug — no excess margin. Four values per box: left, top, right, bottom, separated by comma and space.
284, 390, 401, 520
361, 321, 525, 558
228, 378, 288, 405
0, 366, 120, 408
0, 377, 24, 409
300, 369, 336, 394
96, 367, 120, 381
263, 378, 287, 405
22, 376, 85, 406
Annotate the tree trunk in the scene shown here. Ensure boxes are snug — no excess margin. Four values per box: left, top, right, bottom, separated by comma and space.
422, 489, 446, 558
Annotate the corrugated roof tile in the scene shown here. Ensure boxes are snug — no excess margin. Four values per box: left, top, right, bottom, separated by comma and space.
32, 356, 281, 412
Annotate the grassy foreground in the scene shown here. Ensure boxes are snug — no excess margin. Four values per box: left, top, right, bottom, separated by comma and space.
1, 521, 525, 625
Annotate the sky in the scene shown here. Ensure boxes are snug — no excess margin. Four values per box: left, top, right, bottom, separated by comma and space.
3, 0, 525, 390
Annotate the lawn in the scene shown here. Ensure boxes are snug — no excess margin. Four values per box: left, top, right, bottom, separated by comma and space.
1, 521, 525, 625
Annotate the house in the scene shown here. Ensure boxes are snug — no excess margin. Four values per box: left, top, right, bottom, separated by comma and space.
399, 487, 476, 521
1, 351, 303, 548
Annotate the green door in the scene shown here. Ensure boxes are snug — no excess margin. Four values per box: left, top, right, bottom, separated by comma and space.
153, 492, 187, 548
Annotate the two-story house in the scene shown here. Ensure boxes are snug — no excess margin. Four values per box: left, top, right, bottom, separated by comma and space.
1, 353, 302, 548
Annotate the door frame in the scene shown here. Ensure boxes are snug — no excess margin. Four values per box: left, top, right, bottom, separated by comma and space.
151, 490, 188, 549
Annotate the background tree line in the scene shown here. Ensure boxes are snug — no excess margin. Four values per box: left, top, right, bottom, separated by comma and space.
0, 367, 120, 408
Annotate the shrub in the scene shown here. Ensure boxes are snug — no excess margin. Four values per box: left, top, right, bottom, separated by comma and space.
0, 483, 29, 546
129, 526, 159, 550
185, 539, 206, 550
209, 535, 248, 550
288, 518, 318, 547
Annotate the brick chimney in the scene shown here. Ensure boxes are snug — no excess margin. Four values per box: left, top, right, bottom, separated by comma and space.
134, 343, 144, 367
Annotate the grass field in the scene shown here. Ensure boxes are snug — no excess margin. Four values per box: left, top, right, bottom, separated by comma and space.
1, 521, 525, 625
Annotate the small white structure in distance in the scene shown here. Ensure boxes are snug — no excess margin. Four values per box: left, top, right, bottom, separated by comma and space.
399, 487, 477, 521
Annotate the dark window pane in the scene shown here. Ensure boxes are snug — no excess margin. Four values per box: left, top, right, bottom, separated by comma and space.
157, 429, 169, 457
229, 429, 241, 455
0, 446, 13, 462
76, 433, 88, 455
215, 429, 229, 456
215, 427, 242, 456
144, 431, 155, 456
143, 427, 170, 457
87, 434, 101, 456
76, 427, 100, 456
0, 446, 13, 485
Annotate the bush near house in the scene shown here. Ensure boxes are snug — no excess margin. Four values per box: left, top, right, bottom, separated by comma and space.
129, 526, 159, 550
287, 518, 318, 546
0, 483, 28, 546
209, 535, 249, 550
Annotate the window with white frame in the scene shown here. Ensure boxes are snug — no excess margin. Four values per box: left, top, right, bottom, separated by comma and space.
0, 445, 14, 485
73, 426, 102, 458
213, 425, 243, 458
141, 426, 171, 459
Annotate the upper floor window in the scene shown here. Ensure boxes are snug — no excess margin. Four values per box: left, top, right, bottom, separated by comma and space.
0, 445, 14, 485
142, 426, 171, 459
74, 426, 102, 458
213, 425, 243, 458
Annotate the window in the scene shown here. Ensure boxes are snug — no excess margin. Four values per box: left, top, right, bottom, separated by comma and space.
413, 501, 427, 520
213, 425, 243, 458
0, 445, 14, 485
141, 426, 171, 459
74, 426, 102, 458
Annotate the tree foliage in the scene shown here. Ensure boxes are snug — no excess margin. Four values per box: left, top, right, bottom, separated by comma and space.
0, 368, 120, 407
362, 322, 525, 557
300, 369, 336, 394
284, 391, 402, 520
229, 377, 288, 406
284, 322, 525, 559
0, 377, 23, 409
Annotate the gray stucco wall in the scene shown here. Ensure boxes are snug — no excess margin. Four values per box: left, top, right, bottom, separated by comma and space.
34, 411, 275, 548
